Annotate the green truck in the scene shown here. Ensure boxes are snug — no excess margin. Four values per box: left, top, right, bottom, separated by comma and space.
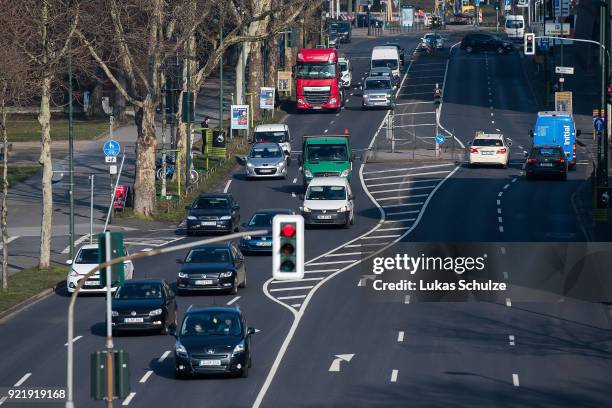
299, 133, 353, 187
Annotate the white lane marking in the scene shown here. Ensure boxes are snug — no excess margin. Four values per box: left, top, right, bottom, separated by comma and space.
308, 260, 356, 266
499, 226, 504, 232
328, 354, 355, 372
223, 179, 232, 193
139, 370, 154, 384
497, 208, 502, 214
503, 184, 510, 190
64, 335, 83, 346
393, 111, 437, 116
363, 164, 453, 175
386, 210, 420, 216
366, 178, 443, 188
383, 202, 425, 208
377, 227, 409, 232
291, 304, 301, 308
497, 199, 501, 205
271, 277, 323, 284
324, 129, 328, 133
122, 392, 136, 406
391, 369, 399, 382
490, 112, 494, 116
500, 247, 506, 255
325, 252, 363, 257
140, 248, 153, 252
364, 170, 450, 182
330, 120, 335, 125
383, 218, 417, 223
392, 123, 437, 128
512, 374, 520, 387
61, 234, 90, 254
496, 128, 501, 132
14, 373, 31, 387
336, 112, 341, 116
511, 177, 518, 183
304, 268, 337, 273
370, 185, 435, 194
498, 192, 503, 197
292, 178, 297, 184
158, 350, 171, 363
506, 298, 512, 307
269, 286, 315, 292
277, 294, 307, 300
362, 234, 401, 239
503, 271, 509, 279
0, 396, 7, 406
509, 335, 515, 346
291, 192, 296, 198
376, 194, 430, 201
396, 101, 431, 106
491, 120, 495, 124
397, 331, 405, 342
345, 243, 386, 247
227, 296, 240, 305
498, 217, 503, 223
404, 295, 410, 304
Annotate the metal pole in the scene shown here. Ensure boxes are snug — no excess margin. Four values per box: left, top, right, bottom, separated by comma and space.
104, 232, 114, 408
68, 37, 75, 260
90, 174, 94, 244
103, 154, 126, 232
367, 4, 371, 36
161, 87, 167, 197
219, 15, 224, 132
186, 54, 192, 192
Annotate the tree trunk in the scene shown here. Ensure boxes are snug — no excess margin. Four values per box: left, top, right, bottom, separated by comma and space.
113, 72, 127, 123
1, 98, 8, 290
133, 99, 157, 216
90, 82, 104, 117
266, 33, 279, 88
248, 42, 265, 122
38, 75, 53, 269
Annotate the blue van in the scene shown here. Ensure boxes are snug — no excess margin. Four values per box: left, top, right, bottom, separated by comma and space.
530, 111, 580, 168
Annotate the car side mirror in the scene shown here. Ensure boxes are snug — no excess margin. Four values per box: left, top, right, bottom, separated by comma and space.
176, 258, 184, 264
235, 155, 246, 166
507, 139, 513, 146
576, 129, 582, 137
349, 194, 355, 200
528, 129, 534, 138
65, 259, 73, 265
524, 151, 529, 158
247, 327, 257, 336
234, 205, 240, 211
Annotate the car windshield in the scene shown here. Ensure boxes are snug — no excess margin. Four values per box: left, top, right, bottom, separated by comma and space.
306, 185, 347, 200
75, 248, 98, 264
296, 63, 336, 79
339, 62, 348, 72
180, 311, 242, 336
306, 144, 348, 162
248, 213, 276, 227
365, 79, 391, 90
506, 20, 523, 28
185, 248, 231, 264
370, 70, 391, 78
250, 145, 282, 158
473, 139, 503, 147
193, 197, 229, 209
253, 131, 287, 143
115, 283, 162, 300
372, 59, 398, 70
534, 148, 563, 158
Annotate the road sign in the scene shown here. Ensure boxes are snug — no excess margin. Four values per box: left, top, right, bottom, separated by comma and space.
474, 0, 480, 6
435, 134, 445, 144
109, 165, 118, 175
539, 37, 550, 51
594, 117, 605, 133
105, 156, 117, 163
103, 139, 120, 157
555, 66, 574, 75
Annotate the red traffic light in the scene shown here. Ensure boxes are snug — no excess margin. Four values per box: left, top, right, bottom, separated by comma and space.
526, 35, 533, 41
281, 223, 296, 238
281, 243, 295, 255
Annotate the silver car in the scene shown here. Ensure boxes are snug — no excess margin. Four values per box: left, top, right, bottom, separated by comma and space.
361, 77, 395, 110
243, 143, 288, 179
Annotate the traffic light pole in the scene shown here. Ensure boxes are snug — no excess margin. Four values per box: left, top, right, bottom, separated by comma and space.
104, 232, 114, 408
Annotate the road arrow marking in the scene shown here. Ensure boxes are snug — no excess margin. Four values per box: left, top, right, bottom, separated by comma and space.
328, 354, 354, 372
358, 274, 376, 287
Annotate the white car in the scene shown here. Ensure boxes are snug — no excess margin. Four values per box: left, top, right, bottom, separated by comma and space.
423, 33, 444, 49
300, 177, 355, 228
338, 57, 352, 88
468, 133, 511, 168
66, 244, 134, 294
252, 123, 292, 163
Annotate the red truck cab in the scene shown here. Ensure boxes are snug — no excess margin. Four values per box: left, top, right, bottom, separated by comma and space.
295, 48, 344, 112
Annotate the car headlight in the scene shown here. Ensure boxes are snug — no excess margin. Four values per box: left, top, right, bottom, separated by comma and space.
340, 169, 350, 177
186, 216, 197, 220
276, 161, 286, 168
220, 215, 232, 220
149, 308, 163, 316
363, 94, 369, 100
337, 205, 349, 213
175, 340, 188, 357
69, 269, 79, 277
219, 271, 234, 278
246, 162, 255, 168
111, 311, 118, 317
178, 272, 188, 278
329, 98, 337, 104
301, 207, 311, 213
304, 169, 313, 178
242, 235, 251, 241
232, 342, 245, 354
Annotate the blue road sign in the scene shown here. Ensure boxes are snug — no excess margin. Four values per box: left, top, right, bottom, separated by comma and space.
475, 0, 481, 6
103, 140, 120, 157
539, 38, 550, 51
594, 117, 605, 133
435, 134, 445, 144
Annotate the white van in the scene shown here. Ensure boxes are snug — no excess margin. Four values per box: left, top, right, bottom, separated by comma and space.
300, 176, 355, 228
504, 15, 525, 40
371, 46, 400, 79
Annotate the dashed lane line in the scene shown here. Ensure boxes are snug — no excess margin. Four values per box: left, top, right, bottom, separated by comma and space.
14, 373, 31, 387
227, 296, 240, 305
397, 331, 404, 342
122, 392, 136, 406
506, 298, 512, 307
509, 335, 516, 346
64, 335, 83, 346
391, 369, 399, 382
158, 350, 171, 363
512, 374, 520, 387
61, 234, 90, 254
139, 370, 153, 384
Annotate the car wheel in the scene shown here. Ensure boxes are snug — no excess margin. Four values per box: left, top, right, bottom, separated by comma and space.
186, 227, 193, 236
233, 223, 239, 233
239, 272, 246, 288
466, 45, 473, 53
175, 369, 189, 379
350, 211, 355, 225
160, 323, 169, 335
241, 365, 249, 378
230, 276, 238, 295
287, 157, 292, 166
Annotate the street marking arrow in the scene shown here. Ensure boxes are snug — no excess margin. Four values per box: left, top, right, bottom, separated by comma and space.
358, 274, 376, 287
328, 354, 354, 372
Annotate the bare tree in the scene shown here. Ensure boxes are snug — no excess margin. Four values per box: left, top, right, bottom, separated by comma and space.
1, 0, 80, 269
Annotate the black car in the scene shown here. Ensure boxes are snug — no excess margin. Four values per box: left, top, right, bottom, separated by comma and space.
238, 208, 294, 254
111, 279, 177, 334
526, 146, 568, 180
185, 193, 240, 235
460, 33, 514, 54
177, 243, 246, 294
172, 305, 257, 378
384, 43, 406, 65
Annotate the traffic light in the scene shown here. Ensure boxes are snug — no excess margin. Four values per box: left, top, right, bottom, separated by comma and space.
524, 33, 535, 56
494, 1, 499, 10
272, 214, 304, 281
98, 232, 125, 287
433, 85, 442, 109
607, 86, 612, 105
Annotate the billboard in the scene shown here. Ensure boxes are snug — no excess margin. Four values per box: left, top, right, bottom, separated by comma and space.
401, 6, 414, 27
260, 87, 275, 110
277, 71, 292, 92
230, 104, 249, 130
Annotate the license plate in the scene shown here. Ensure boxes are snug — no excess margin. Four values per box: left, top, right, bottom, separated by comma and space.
312, 107, 322, 110
317, 215, 333, 220
540, 163, 553, 167
85, 281, 99, 286
124, 317, 143, 323
195, 279, 213, 285
258, 169, 273, 173
481, 151, 494, 155
256, 241, 272, 247
201, 221, 216, 226
200, 359, 221, 366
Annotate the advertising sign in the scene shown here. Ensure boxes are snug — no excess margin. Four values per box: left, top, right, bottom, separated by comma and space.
401, 6, 414, 27
260, 87, 275, 110
555, 91, 573, 114
277, 71, 292, 92
545, 22, 570, 36
230, 104, 249, 130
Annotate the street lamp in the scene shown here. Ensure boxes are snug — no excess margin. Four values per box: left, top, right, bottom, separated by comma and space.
367, 1, 372, 36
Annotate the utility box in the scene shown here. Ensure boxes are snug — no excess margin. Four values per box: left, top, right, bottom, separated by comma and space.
98, 232, 125, 287
91, 350, 130, 401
